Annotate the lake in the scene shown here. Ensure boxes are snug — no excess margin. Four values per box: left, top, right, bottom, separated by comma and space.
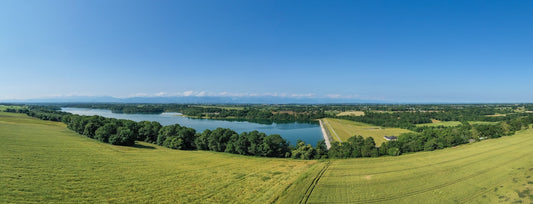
61, 108, 323, 146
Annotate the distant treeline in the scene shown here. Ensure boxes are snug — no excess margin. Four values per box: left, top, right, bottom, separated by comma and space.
338, 106, 527, 129
62, 104, 331, 122
3, 106, 327, 159
59, 103, 529, 125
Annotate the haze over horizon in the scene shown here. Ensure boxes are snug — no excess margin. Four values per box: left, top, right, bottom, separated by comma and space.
1, 0, 533, 103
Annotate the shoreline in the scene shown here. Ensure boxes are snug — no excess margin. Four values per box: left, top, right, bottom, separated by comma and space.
319, 119, 332, 149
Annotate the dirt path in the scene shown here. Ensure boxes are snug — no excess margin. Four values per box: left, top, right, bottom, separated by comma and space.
319, 119, 332, 149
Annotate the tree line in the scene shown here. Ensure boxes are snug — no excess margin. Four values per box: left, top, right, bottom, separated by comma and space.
3, 106, 323, 159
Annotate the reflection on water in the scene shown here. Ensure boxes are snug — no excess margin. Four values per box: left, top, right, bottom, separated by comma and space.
61, 108, 323, 146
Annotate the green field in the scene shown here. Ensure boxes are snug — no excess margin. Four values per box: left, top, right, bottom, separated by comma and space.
322, 118, 412, 145
302, 127, 533, 203
469, 121, 499, 125
416, 121, 500, 127
416, 121, 463, 127
336, 111, 365, 117
3, 111, 533, 203
0, 112, 316, 203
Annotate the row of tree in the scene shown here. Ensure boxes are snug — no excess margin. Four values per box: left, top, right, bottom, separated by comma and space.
4, 106, 299, 158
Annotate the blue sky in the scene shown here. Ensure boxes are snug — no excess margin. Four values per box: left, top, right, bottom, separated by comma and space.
1, 0, 532, 103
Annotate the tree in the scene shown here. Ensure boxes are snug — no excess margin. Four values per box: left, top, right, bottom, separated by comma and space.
291, 140, 316, 160
94, 123, 116, 143
424, 138, 437, 151
315, 140, 328, 159
261, 134, 289, 158
387, 147, 400, 156
361, 137, 376, 157
137, 121, 152, 142
158, 124, 196, 150
328, 141, 341, 158
195, 129, 211, 150
83, 122, 98, 138
109, 127, 135, 146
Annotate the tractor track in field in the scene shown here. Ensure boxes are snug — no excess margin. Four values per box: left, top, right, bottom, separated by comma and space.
327, 133, 532, 178
299, 161, 330, 204
307, 146, 533, 204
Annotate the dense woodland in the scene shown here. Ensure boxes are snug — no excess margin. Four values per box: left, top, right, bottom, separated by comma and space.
3, 103, 533, 160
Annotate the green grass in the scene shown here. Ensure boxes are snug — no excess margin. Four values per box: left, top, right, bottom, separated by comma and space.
192, 105, 245, 110
336, 111, 365, 117
416, 121, 463, 127
3, 111, 533, 203
469, 121, 499, 125
416, 121, 500, 127
0, 112, 316, 203
304, 128, 533, 203
322, 118, 412, 145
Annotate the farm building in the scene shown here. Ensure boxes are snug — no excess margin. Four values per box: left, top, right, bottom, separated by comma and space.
384, 136, 397, 141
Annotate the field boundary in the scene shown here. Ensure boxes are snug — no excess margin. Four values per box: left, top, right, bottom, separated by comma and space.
299, 161, 331, 204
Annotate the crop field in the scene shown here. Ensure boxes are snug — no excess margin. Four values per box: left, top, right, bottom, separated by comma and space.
416, 121, 462, 127
336, 111, 365, 117
469, 121, 499, 125
0, 112, 316, 203
303, 127, 533, 203
322, 118, 412, 145
2, 111, 533, 203
416, 121, 500, 127
192, 105, 245, 110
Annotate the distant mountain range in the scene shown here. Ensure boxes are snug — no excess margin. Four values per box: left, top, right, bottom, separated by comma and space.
1, 96, 387, 104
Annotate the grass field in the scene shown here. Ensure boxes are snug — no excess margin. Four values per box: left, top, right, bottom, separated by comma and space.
416, 121, 462, 127
0, 112, 316, 203
302, 127, 533, 203
192, 105, 245, 110
469, 121, 499, 125
416, 121, 500, 127
336, 111, 365, 117
3, 111, 533, 203
322, 118, 412, 145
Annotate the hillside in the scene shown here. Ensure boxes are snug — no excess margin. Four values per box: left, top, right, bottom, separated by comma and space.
287, 126, 533, 203
0, 112, 316, 203
2, 111, 533, 203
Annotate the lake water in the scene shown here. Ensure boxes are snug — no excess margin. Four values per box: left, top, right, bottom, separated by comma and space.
61, 108, 323, 146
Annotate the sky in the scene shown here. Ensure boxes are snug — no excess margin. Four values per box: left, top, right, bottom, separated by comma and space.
1, 0, 532, 103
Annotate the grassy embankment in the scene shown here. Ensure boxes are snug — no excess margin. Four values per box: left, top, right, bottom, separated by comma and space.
283, 126, 533, 203
321, 118, 412, 145
0, 112, 316, 203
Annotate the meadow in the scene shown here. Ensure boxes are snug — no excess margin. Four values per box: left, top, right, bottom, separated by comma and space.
303, 127, 533, 203
416, 120, 499, 127
415, 121, 462, 127
0, 112, 316, 203
336, 111, 365, 117
322, 118, 412, 145
2, 111, 533, 203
